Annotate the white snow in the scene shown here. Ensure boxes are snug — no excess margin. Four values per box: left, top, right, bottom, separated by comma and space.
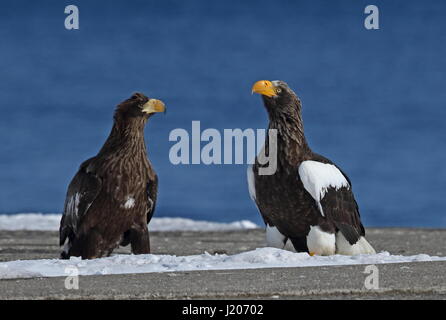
1, 213, 444, 281
149, 217, 259, 231
0, 214, 259, 231
0, 213, 63, 231
0, 248, 444, 280
298, 160, 350, 217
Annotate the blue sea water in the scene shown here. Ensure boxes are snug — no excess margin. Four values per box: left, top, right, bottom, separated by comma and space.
0, 0, 445, 227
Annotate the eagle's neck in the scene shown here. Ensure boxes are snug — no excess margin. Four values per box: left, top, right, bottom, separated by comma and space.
266, 99, 311, 168
98, 118, 148, 160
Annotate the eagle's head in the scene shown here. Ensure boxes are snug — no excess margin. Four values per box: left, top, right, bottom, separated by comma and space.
115, 92, 166, 122
251, 80, 301, 117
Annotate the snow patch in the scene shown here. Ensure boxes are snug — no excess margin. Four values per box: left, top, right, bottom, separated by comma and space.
150, 217, 259, 231
0, 248, 445, 280
0, 214, 259, 231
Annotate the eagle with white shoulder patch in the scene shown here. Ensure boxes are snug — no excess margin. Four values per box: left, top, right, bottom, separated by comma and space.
250, 79, 376, 256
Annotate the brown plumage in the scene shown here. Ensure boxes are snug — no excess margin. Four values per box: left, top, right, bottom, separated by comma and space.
59, 93, 165, 259
250, 80, 375, 255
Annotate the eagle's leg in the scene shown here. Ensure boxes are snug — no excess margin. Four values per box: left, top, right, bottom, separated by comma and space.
68, 229, 104, 259
128, 224, 151, 254
120, 230, 131, 247
289, 236, 309, 253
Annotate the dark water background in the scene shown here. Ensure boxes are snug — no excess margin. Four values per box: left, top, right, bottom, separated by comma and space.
1, 0, 445, 227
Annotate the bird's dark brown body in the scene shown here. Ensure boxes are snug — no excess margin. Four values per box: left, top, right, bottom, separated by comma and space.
59, 93, 165, 259
250, 80, 374, 255
252, 152, 362, 252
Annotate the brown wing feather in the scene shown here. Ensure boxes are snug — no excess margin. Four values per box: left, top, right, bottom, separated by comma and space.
249, 165, 272, 227
146, 174, 158, 224
59, 158, 102, 246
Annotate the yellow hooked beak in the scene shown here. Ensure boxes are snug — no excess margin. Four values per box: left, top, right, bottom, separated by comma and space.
251, 80, 277, 97
142, 99, 166, 114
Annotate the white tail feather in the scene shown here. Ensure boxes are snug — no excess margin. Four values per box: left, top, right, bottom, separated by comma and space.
335, 232, 376, 255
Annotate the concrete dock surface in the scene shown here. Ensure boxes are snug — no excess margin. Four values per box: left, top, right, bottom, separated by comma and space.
0, 228, 445, 299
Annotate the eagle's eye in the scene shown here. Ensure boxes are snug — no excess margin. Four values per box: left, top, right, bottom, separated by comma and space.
276, 87, 282, 94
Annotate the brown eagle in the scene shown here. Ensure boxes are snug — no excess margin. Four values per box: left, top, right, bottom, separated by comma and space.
249, 80, 375, 255
59, 93, 166, 259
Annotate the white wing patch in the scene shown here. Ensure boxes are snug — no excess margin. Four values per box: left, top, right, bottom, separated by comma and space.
298, 160, 350, 217
66, 193, 81, 218
123, 196, 136, 209
247, 165, 256, 201
62, 242, 71, 254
